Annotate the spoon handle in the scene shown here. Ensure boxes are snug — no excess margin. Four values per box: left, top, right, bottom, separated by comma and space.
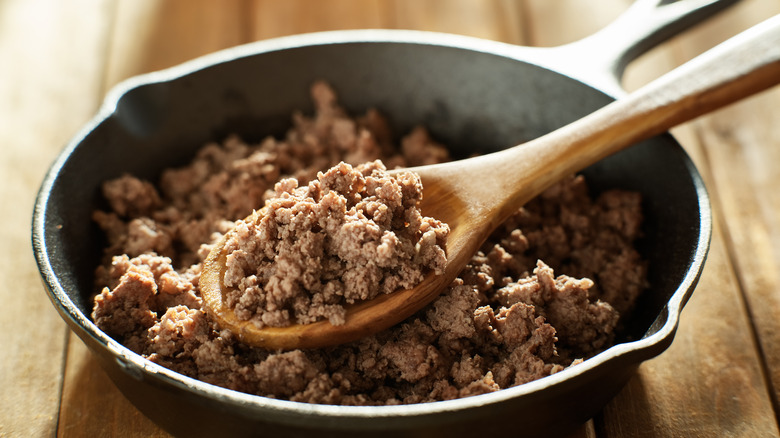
535, 12, 780, 179
431, 14, 780, 227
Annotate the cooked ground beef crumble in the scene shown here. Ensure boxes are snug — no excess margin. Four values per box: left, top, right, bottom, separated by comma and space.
91, 81, 647, 405
221, 160, 448, 328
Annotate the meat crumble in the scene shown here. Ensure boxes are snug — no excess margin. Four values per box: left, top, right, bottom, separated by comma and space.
221, 160, 448, 328
91, 81, 647, 405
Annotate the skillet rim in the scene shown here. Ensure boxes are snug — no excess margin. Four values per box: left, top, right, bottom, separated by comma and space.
32, 28, 713, 424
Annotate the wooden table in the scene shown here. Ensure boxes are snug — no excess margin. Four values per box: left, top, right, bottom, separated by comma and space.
3, 0, 780, 436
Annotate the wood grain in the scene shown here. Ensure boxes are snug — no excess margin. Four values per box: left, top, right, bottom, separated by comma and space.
523, 0, 626, 46
4, 0, 780, 436
674, 0, 780, 417
391, 0, 525, 42
249, 0, 391, 39
58, 339, 170, 438
0, 0, 114, 436
104, 0, 251, 90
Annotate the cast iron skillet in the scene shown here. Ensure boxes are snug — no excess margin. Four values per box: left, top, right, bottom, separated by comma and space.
33, 0, 733, 436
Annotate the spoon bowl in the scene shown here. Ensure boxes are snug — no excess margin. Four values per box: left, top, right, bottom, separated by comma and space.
201, 14, 780, 350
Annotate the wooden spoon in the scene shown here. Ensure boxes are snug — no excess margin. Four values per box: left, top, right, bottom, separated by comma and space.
201, 15, 780, 350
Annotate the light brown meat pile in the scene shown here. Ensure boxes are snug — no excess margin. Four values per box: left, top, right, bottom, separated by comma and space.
92, 81, 647, 405
221, 160, 448, 327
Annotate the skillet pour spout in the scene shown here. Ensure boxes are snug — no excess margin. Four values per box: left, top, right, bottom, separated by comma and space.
33, 0, 746, 436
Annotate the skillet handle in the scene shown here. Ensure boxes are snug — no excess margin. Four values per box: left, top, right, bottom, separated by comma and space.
530, 0, 741, 97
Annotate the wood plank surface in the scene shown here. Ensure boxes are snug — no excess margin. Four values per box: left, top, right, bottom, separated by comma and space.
3, 0, 780, 437
250, 0, 391, 38
0, 0, 114, 436
105, 0, 251, 89
674, 1, 780, 421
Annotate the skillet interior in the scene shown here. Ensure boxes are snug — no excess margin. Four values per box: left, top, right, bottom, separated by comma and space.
35, 36, 708, 437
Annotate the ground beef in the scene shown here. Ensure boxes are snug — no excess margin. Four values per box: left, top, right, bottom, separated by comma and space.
221, 160, 448, 328
91, 80, 647, 405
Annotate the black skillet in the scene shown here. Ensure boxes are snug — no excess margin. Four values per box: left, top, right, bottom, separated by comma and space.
32, 0, 735, 436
